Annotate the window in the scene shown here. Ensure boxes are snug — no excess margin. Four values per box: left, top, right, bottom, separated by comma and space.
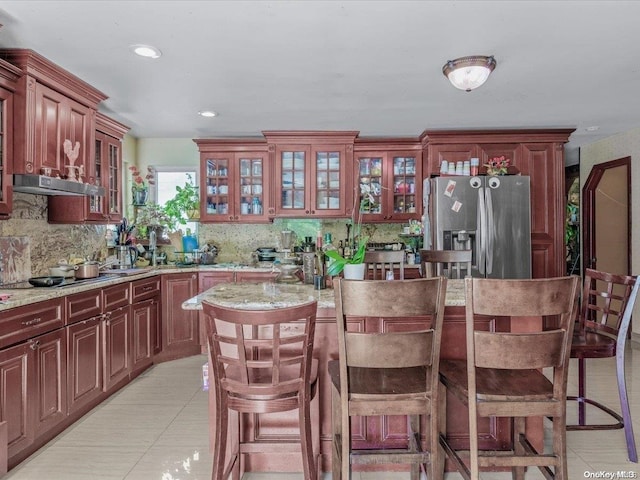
153, 167, 199, 234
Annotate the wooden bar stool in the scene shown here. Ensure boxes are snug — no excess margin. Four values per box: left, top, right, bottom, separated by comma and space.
202, 300, 320, 480
439, 276, 580, 480
364, 250, 405, 279
420, 249, 472, 279
329, 277, 447, 480
567, 268, 639, 462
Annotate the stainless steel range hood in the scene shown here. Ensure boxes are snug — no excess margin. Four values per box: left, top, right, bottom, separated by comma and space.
13, 174, 105, 196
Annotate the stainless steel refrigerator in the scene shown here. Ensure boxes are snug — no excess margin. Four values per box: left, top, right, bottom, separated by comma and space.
427, 175, 531, 279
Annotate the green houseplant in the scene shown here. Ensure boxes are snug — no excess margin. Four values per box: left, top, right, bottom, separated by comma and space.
163, 174, 200, 228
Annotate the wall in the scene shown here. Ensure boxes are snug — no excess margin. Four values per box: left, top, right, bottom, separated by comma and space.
580, 127, 640, 341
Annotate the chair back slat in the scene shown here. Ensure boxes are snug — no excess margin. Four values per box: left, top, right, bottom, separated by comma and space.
203, 300, 317, 399
420, 249, 472, 279
364, 250, 405, 280
581, 268, 636, 336
474, 330, 566, 369
346, 330, 433, 368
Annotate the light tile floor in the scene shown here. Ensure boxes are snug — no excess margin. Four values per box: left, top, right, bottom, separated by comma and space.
5, 345, 640, 479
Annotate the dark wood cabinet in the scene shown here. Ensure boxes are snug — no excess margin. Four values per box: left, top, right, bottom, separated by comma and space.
0, 341, 33, 459
66, 316, 102, 416
47, 112, 128, 223
195, 139, 271, 223
198, 271, 234, 292
131, 298, 158, 373
264, 131, 358, 218
353, 139, 422, 222
234, 271, 278, 283
159, 273, 200, 361
0, 49, 106, 179
0, 59, 20, 218
33, 328, 67, 437
102, 305, 130, 392
421, 129, 574, 278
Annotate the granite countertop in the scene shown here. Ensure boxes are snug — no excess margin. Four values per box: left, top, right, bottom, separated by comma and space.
183, 278, 465, 311
0, 264, 274, 311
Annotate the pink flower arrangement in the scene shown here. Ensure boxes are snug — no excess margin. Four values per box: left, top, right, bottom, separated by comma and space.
129, 166, 155, 191
485, 155, 510, 176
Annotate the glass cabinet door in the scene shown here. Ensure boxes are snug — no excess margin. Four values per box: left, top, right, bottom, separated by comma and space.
0, 96, 6, 214
358, 155, 384, 216
204, 157, 230, 218
89, 135, 104, 215
238, 156, 264, 217
108, 142, 120, 215
315, 151, 342, 212
392, 156, 417, 215
280, 150, 306, 210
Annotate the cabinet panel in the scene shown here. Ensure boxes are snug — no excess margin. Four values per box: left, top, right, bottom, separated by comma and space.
33, 328, 66, 437
0, 81, 17, 217
0, 342, 33, 458
159, 273, 200, 360
131, 298, 158, 372
67, 317, 102, 415
200, 151, 270, 223
102, 282, 130, 311
427, 144, 478, 176
102, 306, 130, 391
131, 276, 161, 303
234, 271, 278, 283
198, 271, 234, 292
0, 298, 64, 349
65, 290, 102, 325
355, 150, 421, 222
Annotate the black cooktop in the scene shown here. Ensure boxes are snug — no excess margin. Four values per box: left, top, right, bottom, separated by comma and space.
1, 277, 109, 290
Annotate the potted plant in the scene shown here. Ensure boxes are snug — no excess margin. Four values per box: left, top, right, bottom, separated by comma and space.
324, 184, 372, 279
163, 174, 200, 227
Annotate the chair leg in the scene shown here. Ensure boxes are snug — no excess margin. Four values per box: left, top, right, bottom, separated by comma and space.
617, 346, 638, 462
331, 384, 342, 480
552, 413, 568, 480
408, 414, 420, 480
430, 381, 446, 480
299, 392, 317, 480
468, 402, 480, 480
212, 394, 229, 480
511, 417, 525, 480
577, 358, 586, 425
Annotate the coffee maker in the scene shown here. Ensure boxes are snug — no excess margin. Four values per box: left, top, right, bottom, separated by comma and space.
276, 230, 301, 283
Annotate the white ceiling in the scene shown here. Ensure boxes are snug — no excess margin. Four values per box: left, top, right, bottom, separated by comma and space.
2, 0, 640, 165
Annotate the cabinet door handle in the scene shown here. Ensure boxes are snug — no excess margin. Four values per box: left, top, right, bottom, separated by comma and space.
142, 286, 153, 291
229, 216, 234, 221
192, 274, 197, 280
21, 316, 42, 326
311, 210, 315, 214
305, 210, 309, 214
29, 339, 41, 350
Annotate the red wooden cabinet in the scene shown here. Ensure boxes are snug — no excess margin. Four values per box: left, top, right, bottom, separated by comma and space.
48, 113, 128, 223
353, 141, 422, 222
0, 58, 19, 218
33, 328, 67, 438
131, 297, 158, 373
66, 315, 102, 416
159, 273, 200, 361
264, 131, 358, 218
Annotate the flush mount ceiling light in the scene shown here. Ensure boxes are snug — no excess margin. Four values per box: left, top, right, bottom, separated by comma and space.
443, 55, 496, 92
198, 110, 218, 118
130, 44, 162, 59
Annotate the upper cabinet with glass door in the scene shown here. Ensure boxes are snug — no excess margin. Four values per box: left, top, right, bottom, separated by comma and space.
265, 131, 358, 218
354, 142, 422, 222
194, 139, 271, 223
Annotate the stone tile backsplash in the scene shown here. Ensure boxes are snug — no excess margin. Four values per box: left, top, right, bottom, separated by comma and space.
0, 193, 414, 281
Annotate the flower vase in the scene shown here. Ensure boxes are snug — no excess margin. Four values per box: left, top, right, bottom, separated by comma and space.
343, 263, 366, 280
132, 188, 148, 206
486, 167, 507, 176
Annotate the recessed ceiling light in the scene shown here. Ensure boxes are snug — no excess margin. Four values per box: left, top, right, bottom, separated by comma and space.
130, 44, 162, 59
198, 110, 218, 118
585, 126, 600, 132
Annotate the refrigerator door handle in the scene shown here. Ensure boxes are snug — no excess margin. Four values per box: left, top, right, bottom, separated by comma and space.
485, 187, 494, 275
477, 187, 486, 275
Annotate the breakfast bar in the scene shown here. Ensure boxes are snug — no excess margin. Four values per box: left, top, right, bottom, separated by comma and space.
184, 279, 544, 473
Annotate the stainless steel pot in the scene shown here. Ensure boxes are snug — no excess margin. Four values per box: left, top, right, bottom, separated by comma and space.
75, 262, 100, 279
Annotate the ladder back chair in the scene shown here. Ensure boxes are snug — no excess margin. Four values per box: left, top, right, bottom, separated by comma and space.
568, 268, 639, 462
202, 300, 320, 480
439, 276, 580, 480
420, 249, 472, 279
329, 276, 447, 480
364, 249, 405, 279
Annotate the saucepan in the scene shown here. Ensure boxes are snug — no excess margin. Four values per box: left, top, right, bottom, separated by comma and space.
49, 264, 78, 278
75, 261, 101, 279
28, 276, 65, 287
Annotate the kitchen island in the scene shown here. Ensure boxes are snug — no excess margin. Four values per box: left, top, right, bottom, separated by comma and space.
186, 279, 544, 474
